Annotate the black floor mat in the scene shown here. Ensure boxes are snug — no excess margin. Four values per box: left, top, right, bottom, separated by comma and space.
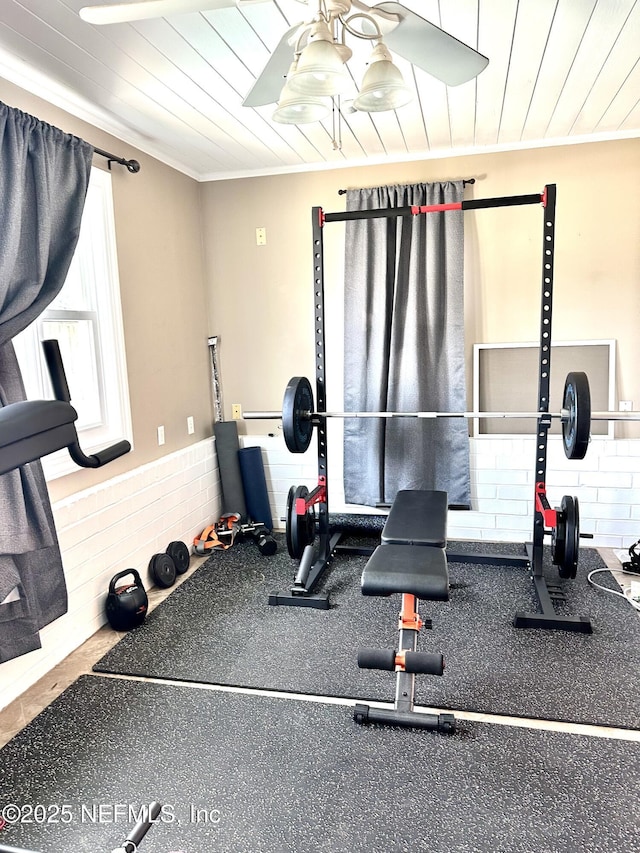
1, 675, 639, 853
93, 536, 640, 728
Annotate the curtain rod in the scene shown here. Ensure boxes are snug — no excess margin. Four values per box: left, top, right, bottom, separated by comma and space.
337, 178, 475, 195
92, 146, 141, 173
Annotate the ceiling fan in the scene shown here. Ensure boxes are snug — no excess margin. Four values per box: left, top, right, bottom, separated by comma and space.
78, 0, 489, 117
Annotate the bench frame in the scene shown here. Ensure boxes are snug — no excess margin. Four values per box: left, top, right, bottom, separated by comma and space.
354, 588, 456, 733
354, 491, 455, 732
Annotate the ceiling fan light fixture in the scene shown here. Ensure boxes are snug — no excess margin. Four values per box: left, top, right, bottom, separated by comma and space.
353, 41, 412, 112
287, 20, 349, 97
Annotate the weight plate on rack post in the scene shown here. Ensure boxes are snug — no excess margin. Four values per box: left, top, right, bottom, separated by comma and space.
562, 372, 591, 460
285, 484, 316, 559
283, 376, 314, 453
285, 486, 297, 557
553, 495, 580, 580
551, 513, 565, 568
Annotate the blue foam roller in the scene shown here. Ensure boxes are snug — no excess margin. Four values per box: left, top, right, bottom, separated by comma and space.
238, 446, 273, 532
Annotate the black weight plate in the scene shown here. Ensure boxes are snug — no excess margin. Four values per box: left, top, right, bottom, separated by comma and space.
551, 511, 565, 567
287, 485, 308, 559
285, 486, 297, 558
282, 376, 314, 453
557, 495, 579, 579
149, 552, 177, 588
286, 484, 315, 559
562, 371, 591, 460
166, 540, 190, 574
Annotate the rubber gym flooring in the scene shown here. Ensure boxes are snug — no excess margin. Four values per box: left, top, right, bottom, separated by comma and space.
93, 537, 640, 729
1, 675, 639, 853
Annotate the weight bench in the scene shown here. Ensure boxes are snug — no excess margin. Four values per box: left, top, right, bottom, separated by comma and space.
354, 490, 456, 733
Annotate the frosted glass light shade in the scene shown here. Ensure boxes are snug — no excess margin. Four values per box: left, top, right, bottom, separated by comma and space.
353, 43, 412, 112
273, 90, 331, 124
288, 35, 348, 97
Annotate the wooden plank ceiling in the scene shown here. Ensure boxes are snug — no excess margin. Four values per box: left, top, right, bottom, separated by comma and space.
0, 0, 638, 180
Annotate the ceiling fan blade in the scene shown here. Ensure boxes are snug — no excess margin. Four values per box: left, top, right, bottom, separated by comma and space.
372, 2, 488, 87
242, 23, 303, 108
79, 0, 267, 26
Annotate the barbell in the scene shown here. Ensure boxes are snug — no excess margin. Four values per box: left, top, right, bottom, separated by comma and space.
243, 372, 639, 459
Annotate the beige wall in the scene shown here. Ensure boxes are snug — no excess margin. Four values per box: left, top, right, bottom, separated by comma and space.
0, 79, 213, 501
201, 139, 640, 438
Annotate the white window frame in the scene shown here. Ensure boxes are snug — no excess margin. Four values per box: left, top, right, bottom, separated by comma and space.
14, 166, 132, 479
472, 339, 616, 439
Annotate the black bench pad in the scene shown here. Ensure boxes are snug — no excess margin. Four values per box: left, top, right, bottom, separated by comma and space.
0, 400, 77, 476
361, 544, 449, 600
381, 489, 448, 547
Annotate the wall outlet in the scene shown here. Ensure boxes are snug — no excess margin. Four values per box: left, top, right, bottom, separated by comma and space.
157, 425, 165, 446
255, 227, 266, 246
187, 416, 195, 434
619, 400, 633, 411
232, 404, 242, 420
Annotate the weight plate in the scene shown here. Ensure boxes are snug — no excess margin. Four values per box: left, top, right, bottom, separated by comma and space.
149, 552, 177, 588
551, 512, 565, 568
285, 484, 315, 559
285, 486, 297, 558
562, 372, 591, 460
557, 495, 579, 579
552, 495, 580, 578
282, 376, 314, 454
166, 540, 190, 574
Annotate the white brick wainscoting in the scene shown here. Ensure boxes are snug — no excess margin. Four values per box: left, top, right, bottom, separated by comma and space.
0, 440, 221, 712
241, 434, 640, 549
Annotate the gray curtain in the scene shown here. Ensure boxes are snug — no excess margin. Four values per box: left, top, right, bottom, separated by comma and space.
343, 181, 471, 508
0, 101, 93, 662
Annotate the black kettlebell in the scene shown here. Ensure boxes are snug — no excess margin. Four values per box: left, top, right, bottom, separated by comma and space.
105, 569, 148, 631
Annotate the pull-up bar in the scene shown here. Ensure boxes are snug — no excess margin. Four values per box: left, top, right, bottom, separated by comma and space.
321, 191, 545, 224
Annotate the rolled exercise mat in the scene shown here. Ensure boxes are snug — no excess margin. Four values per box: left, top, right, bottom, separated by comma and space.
238, 446, 273, 531
213, 421, 248, 522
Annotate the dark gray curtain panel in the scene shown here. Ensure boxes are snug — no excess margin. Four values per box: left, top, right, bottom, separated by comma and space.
343, 181, 471, 508
0, 101, 93, 662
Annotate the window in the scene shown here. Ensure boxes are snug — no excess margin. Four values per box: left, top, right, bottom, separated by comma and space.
472, 340, 615, 438
14, 167, 132, 478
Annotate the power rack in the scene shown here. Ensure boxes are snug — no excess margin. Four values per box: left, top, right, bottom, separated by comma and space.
269, 184, 592, 633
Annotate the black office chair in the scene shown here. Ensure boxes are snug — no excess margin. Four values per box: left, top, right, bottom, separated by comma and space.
0, 339, 131, 476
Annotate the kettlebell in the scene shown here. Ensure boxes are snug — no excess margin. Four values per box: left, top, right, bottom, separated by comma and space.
105, 569, 148, 631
